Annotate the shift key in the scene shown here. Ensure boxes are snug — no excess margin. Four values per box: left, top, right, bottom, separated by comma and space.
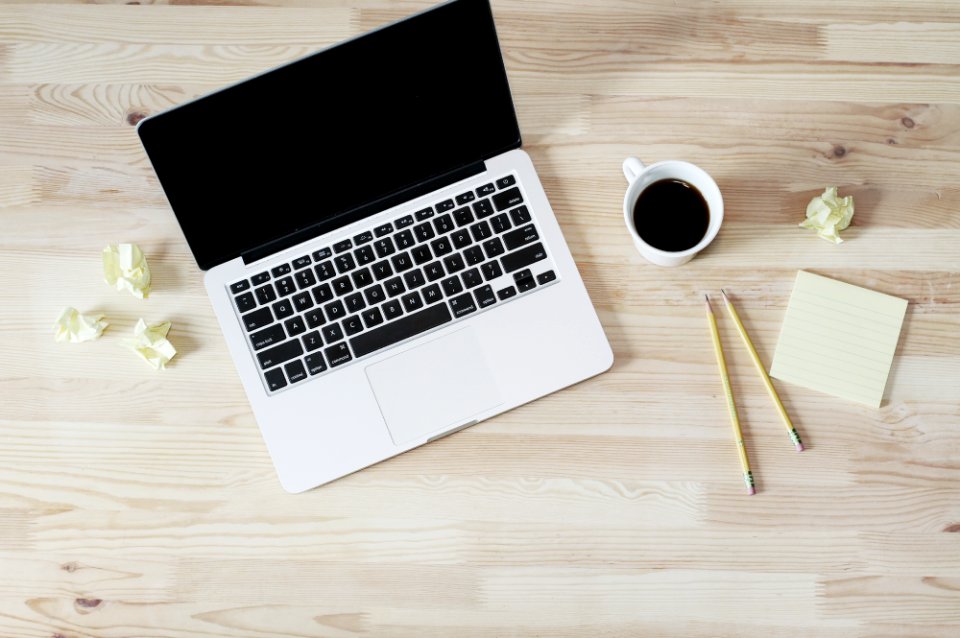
501, 242, 547, 273
257, 340, 303, 369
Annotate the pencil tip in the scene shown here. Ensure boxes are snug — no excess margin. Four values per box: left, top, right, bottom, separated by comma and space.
721, 288, 729, 300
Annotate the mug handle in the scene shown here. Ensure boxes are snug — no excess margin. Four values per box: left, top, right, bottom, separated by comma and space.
622, 157, 645, 183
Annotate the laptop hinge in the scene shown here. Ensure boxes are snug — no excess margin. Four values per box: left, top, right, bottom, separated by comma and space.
242, 160, 487, 265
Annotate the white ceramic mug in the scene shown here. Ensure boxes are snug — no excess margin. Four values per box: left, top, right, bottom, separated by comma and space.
622, 157, 724, 267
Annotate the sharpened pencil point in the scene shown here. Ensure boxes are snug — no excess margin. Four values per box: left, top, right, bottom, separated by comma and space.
721, 288, 729, 302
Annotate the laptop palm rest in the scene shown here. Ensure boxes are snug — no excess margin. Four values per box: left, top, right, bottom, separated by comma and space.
365, 327, 503, 446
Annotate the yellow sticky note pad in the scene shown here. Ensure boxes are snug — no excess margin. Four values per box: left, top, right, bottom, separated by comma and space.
770, 271, 907, 407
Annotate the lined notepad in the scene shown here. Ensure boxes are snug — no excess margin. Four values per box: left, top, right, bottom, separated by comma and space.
770, 271, 908, 407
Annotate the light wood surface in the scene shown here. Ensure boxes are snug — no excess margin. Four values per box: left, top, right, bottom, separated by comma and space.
2, 0, 959, 636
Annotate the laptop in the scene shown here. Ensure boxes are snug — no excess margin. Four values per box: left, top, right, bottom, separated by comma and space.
137, 0, 613, 492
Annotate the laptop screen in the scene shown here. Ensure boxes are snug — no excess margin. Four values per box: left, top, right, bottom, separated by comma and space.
138, 0, 520, 270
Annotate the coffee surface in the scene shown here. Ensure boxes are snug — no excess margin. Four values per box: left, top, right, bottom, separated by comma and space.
633, 179, 709, 252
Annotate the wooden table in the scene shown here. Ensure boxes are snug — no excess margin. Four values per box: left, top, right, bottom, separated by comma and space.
3, 1, 958, 636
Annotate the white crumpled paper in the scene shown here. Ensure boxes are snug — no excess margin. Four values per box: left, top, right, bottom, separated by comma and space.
53, 307, 108, 343
125, 318, 176, 369
799, 186, 855, 244
103, 243, 151, 298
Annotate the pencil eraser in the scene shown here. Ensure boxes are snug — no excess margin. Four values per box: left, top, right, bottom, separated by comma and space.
747, 486, 756, 495
796, 442, 805, 452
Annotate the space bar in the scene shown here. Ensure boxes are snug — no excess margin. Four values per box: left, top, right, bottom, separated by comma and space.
350, 304, 453, 358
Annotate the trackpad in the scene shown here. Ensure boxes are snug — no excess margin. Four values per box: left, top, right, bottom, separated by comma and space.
365, 328, 503, 445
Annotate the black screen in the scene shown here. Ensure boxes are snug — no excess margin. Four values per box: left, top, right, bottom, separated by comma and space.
138, 0, 520, 270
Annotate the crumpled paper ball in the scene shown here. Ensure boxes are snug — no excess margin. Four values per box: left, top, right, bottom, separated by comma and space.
53, 307, 108, 343
103, 243, 151, 298
125, 318, 176, 369
799, 186, 855, 244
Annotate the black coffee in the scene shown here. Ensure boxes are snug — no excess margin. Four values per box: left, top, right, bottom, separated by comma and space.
633, 179, 709, 252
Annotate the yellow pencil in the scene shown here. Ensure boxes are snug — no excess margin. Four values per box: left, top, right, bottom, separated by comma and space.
705, 294, 756, 495
721, 289, 804, 452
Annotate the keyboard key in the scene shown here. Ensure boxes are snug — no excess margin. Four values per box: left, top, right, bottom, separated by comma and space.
284, 316, 306, 336
275, 276, 295, 297
436, 199, 455, 213
414, 207, 434, 221
513, 269, 533, 282
510, 205, 532, 225
451, 229, 472, 250
396, 215, 415, 229
474, 284, 496, 308
412, 244, 433, 264
344, 292, 366, 313
504, 224, 540, 251
350, 304, 452, 358
230, 279, 250, 294
453, 207, 474, 227
343, 315, 364, 336
491, 213, 511, 233
314, 260, 336, 281
352, 267, 373, 289
271, 263, 291, 277
252, 271, 270, 285
333, 239, 353, 253
441, 276, 463, 296
537, 270, 557, 285
497, 286, 517, 300
461, 268, 483, 289
431, 237, 452, 257
264, 368, 287, 391
493, 187, 523, 211
255, 284, 277, 305
374, 237, 395, 258
449, 292, 477, 318
311, 247, 331, 262
311, 282, 333, 304
465, 245, 487, 267
456, 191, 475, 205
302, 330, 323, 351
362, 307, 384, 328
272, 299, 294, 319
382, 299, 403, 320
242, 307, 273, 332
470, 220, 492, 242
502, 243, 547, 273
517, 275, 536, 292
334, 253, 356, 274
422, 283, 443, 304
234, 292, 256, 313
372, 260, 393, 280
353, 231, 373, 245
293, 255, 311, 269
332, 276, 353, 296
473, 198, 494, 218
324, 299, 346, 322
374, 223, 394, 237
305, 353, 327, 375
391, 252, 413, 273
364, 284, 386, 305
404, 268, 426, 289
482, 261, 503, 281
322, 322, 344, 343
295, 269, 316, 289
401, 291, 424, 312
413, 222, 435, 243
292, 292, 313, 312
385, 277, 406, 297
424, 261, 445, 281
250, 324, 285, 350
305, 308, 325, 328
355, 245, 375, 265
477, 183, 495, 196
496, 174, 516, 189
434, 214, 454, 234
395, 229, 415, 250
443, 253, 465, 273
257, 339, 303, 369
324, 342, 352, 367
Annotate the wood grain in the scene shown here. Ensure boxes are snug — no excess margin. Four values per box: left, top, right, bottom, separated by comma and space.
1, 0, 959, 636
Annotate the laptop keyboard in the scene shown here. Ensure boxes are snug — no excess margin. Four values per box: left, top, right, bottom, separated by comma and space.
228, 173, 559, 394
